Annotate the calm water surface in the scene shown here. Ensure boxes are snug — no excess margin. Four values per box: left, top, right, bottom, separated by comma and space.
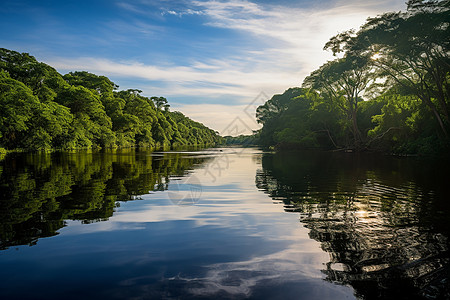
0, 148, 449, 299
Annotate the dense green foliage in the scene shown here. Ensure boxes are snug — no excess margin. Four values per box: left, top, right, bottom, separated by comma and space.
0, 49, 219, 151
256, 0, 450, 155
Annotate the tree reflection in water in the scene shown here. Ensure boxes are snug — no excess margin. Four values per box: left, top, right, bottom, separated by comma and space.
0, 149, 210, 250
256, 151, 450, 299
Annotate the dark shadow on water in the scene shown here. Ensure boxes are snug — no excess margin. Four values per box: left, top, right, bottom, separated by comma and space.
256, 150, 450, 299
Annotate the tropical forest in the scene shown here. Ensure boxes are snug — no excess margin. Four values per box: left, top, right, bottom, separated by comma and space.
252, 0, 450, 156
0, 48, 220, 153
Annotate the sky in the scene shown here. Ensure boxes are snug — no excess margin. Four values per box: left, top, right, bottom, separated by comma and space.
0, 0, 406, 134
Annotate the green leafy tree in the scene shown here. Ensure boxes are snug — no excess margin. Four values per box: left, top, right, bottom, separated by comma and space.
0, 71, 41, 149
303, 56, 374, 149
151, 96, 169, 111
325, 0, 450, 137
0, 48, 67, 103
56, 85, 115, 148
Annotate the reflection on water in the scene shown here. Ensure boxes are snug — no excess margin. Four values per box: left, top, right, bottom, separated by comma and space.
1, 148, 449, 299
0, 149, 211, 250
256, 151, 450, 299
0, 148, 356, 300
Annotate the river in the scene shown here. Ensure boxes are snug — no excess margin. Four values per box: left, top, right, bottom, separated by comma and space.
0, 148, 448, 299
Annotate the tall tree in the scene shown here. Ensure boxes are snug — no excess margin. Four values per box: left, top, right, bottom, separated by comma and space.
303, 56, 374, 149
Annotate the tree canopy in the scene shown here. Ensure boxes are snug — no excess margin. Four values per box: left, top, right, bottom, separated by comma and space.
254, 0, 449, 156
0, 48, 220, 151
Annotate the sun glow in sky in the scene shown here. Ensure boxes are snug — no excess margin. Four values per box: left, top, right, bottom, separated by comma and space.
0, 0, 405, 134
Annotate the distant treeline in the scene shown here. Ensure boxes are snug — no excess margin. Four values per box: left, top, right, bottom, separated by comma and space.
252, 0, 449, 156
222, 134, 259, 146
0, 48, 220, 152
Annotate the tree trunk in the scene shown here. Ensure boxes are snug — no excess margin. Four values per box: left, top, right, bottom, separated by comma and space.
351, 109, 362, 150
421, 94, 448, 138
431, 106, 448, 138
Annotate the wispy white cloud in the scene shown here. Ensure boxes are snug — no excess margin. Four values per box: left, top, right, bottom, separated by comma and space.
116, 2, 143, 14
48, 56, 296, 99
162, 8, 205, 17
190, 0, 405, 80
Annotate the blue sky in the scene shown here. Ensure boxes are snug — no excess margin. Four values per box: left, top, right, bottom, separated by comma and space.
0, 0, 405, 134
